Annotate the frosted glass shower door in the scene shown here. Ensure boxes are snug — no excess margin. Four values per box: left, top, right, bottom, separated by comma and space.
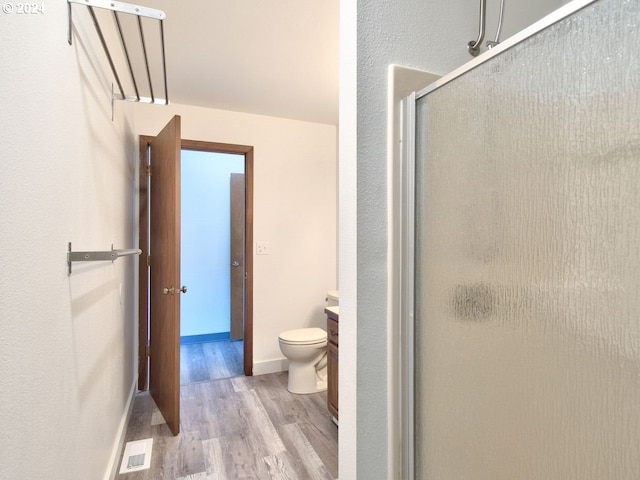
413, 0, 640, 478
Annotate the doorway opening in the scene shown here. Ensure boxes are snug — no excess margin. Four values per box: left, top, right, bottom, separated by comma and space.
138, 136, 254, 392
180, 149, 245, 384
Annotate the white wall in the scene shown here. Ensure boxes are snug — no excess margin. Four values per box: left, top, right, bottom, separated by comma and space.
135, 103, 337, 374
0, 4, 138, 480
343, 0, 566, 477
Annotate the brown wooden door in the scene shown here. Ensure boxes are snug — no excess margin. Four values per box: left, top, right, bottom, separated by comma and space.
149, 115, 181, 435
230, 173, 245, 340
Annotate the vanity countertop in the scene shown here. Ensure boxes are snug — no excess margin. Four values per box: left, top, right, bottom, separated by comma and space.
324, 306, 339, 320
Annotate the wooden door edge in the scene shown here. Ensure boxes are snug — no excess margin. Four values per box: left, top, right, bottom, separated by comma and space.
137, 135, 153, 391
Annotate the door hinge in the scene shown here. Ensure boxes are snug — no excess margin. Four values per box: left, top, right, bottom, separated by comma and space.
145, 344, 151, 357
146, 165, 152, 176
147, 255, 151, 267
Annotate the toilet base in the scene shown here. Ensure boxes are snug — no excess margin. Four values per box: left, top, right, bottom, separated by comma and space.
286, 360, 328, 395
287, 378, 327, 395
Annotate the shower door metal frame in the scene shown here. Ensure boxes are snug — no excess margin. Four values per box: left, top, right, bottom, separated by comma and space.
398, 0, 600, 477
399, 91, 417, 480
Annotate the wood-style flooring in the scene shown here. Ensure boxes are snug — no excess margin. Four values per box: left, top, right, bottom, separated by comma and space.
180, 340, 244, 385
117, 341, 338, 479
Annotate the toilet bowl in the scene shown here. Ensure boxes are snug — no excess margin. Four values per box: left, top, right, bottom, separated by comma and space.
278, 327, 328, 394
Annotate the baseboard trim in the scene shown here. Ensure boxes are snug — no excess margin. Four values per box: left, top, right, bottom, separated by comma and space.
253, 357, 288, 376
105, 377, 137, 480
180, 332, 231, 344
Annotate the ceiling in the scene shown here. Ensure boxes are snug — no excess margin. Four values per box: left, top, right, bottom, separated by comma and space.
131, 0, 340, 126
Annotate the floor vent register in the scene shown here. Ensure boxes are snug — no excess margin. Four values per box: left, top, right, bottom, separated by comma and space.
119, 438, 153, 474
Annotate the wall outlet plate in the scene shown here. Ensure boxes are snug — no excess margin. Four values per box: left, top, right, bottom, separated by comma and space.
256, 242, 270, 255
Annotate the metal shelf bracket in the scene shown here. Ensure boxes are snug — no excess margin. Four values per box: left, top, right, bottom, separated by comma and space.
67, 242, 142, 274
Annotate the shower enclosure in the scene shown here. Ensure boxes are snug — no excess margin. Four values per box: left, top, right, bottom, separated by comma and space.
403, 0, 640, 477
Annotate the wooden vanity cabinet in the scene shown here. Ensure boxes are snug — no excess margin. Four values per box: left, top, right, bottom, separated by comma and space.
326, 310, 339, 420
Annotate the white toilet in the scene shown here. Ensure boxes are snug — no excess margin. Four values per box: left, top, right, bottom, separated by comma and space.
278, 327, 328, 394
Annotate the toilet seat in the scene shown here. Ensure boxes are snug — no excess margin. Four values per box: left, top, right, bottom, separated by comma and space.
279, 327, 327, 345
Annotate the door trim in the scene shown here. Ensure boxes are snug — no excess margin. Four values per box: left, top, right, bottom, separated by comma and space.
138, 137, 254, 390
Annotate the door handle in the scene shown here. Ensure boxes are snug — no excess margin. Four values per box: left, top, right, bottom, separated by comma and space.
163, 286, 188, 295
231, 261, 240, 267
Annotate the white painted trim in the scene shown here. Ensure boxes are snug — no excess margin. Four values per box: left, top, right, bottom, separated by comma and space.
339, 0, 358, 478
252, 358, 289, 376
105, 377, 138, 480
338, 153, 358, 473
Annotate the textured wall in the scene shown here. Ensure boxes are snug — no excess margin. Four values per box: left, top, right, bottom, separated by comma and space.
0, 4, 138, 479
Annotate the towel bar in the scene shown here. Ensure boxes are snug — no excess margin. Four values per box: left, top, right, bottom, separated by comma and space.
67, 0, 169, 105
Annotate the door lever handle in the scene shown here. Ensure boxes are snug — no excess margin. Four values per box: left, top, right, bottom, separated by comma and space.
163, 286, 188, 295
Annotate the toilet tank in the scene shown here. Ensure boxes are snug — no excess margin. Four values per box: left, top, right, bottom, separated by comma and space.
326, 290, 339, 307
